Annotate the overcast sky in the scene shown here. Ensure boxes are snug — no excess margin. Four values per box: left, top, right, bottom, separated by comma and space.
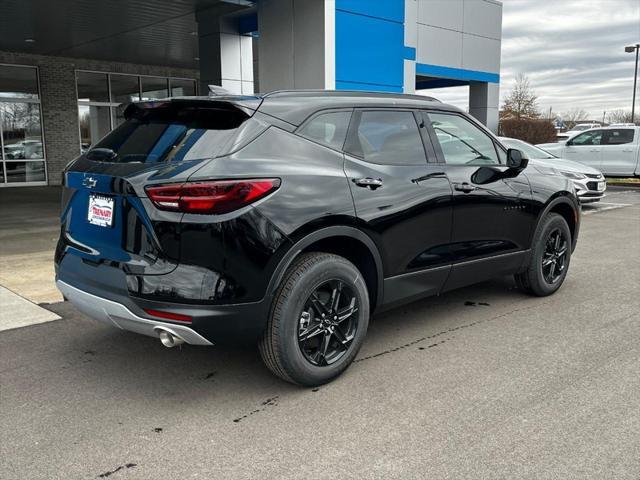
423, 0, 640, 120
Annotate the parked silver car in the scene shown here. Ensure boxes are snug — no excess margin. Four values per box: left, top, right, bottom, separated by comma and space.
500, 137, 606, 203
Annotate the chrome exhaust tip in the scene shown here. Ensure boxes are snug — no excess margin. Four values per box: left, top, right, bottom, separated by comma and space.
158, 329, 185, 348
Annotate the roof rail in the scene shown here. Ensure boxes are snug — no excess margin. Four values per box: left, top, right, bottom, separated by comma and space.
262, 89, 440, 102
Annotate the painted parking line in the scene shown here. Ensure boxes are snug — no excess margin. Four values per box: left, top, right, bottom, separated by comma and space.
582, 203, 632, 215
0, 285, 61, 332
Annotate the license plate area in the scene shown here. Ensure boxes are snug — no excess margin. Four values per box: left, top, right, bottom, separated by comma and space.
87, 194, 115, 227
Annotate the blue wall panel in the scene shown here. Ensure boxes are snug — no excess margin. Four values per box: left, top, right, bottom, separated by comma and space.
335, 6, 404, 91
336, 0, 404, 23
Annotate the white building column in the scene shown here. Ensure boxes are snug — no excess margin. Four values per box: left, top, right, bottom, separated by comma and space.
257, 0, 330, 92
469, 82, 500, 132
197, 9, 254, 95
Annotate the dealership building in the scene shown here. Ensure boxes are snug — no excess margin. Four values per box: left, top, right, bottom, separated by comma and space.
0, 0, 502, 187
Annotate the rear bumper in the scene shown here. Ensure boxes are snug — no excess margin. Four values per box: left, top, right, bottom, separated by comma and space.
57, 280, 213, 346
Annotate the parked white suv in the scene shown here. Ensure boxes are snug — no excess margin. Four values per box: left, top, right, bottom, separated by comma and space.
538, 126, 640, 177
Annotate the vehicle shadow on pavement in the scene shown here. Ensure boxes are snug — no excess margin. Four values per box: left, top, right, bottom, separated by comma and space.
3, 277, 524, 413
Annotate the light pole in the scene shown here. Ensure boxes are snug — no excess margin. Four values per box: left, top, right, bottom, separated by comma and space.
625, 43, 639, 124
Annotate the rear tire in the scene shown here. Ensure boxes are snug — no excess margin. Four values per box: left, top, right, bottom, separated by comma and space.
515, 213, 572, 296
259, 252, 369, 386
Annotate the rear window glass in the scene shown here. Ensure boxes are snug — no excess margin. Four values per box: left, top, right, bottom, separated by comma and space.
298, 111, 351, 150
88, 101, 248, 163
603, 129, 634, 145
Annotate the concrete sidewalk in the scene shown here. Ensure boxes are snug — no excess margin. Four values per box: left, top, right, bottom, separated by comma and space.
0, 286, 60, 331
0, 186, 62, 304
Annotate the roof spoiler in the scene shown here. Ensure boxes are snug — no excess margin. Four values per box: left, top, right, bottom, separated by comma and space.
208, 85, 233, 97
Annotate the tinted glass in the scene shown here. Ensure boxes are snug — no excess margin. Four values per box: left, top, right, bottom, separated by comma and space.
570, 130, 603, 146
76, 72, 109, 102
170, 79, 196, 97
110, 74, 140, 104
298, 111, 351, 150
346, 110, 425, 165
141, 77, 168, 100
5, 160, 46, 183
1, 102, 44, 159
0, 65, 38, 99
429, 113, 499, 165
603, 129, 634, 145
91, 103, 247, 163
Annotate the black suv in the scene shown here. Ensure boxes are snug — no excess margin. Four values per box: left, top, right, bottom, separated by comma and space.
56, 91, 580, 386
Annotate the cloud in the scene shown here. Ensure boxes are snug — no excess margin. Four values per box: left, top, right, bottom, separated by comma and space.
420, 0, 640, 119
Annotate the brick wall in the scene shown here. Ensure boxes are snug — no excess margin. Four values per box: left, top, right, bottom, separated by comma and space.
0, 51, 199, 185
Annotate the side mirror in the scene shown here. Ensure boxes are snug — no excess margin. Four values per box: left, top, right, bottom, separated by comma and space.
507, 148, 528, 170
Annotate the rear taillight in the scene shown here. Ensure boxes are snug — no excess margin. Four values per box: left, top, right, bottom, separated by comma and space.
145, 179, 280, 214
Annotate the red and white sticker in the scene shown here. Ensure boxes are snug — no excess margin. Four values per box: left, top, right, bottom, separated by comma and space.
87, 195, 114, 227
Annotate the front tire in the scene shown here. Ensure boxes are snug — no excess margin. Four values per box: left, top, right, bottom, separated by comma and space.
515, 213, 572, 296
259, 252, 370, 386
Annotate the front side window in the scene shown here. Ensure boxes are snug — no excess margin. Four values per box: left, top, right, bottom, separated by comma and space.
428, 112, 499, 165
298, 111, 351, 150
603, 129, 634, 145
570, 130, 603, 146
345, 110, 425, 165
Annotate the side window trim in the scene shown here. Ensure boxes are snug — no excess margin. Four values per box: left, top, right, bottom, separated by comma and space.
414, 111, 439, 164
422, 110, 503, 166
344, 108, 429, 166
421, 110, 446, 164
295, 108, 354, 152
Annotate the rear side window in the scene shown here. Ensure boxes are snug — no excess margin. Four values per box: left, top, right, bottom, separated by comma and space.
345, 110, 426, 165
88, 101, 248, 163
570, 130, 603, 146
298, 111, 351, 150
603, 129, 634, 145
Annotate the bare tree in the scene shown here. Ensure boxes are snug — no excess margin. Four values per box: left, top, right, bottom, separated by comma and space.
501, 74, 539, 120
561, 108, 589, 129
606, 109, 634, 124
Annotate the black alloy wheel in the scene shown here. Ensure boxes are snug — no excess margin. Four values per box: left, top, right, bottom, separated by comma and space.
259, 252, 370, 386
297, 279, 359, 366
541, 228, 569, 284
514, 213, 572, 297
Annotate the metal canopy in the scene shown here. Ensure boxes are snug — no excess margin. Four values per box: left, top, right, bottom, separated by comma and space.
0, 0, 254, 69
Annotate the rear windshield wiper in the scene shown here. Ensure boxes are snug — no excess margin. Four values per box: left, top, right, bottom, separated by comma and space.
86, 148, 118, 162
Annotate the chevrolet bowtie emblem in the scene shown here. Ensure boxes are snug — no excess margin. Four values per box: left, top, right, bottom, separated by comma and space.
83, 176, 97, 188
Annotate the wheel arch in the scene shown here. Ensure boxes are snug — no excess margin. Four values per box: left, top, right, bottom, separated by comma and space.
267, 226, 384, 311
536, 193, 580, 251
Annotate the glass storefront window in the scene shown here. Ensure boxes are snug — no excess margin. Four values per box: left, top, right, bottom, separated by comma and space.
1, 65, 46, 186
77, 71, 109, 102
110, 74, 140, 104
141, 77, 169, 100
78, 105, 111, 151
0, 65, 39, 99
5, 161, 46, 183
170, 79, 196, 97
1, 102, 44, 160
76, 71, 196, 156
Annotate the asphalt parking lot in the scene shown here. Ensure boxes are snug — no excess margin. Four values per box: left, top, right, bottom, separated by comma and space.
1, 187, 639, 479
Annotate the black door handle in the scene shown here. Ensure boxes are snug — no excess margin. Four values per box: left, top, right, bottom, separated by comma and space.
411, 172, 446, 183
453, 182, 476, 193
354, 177, 383, 190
